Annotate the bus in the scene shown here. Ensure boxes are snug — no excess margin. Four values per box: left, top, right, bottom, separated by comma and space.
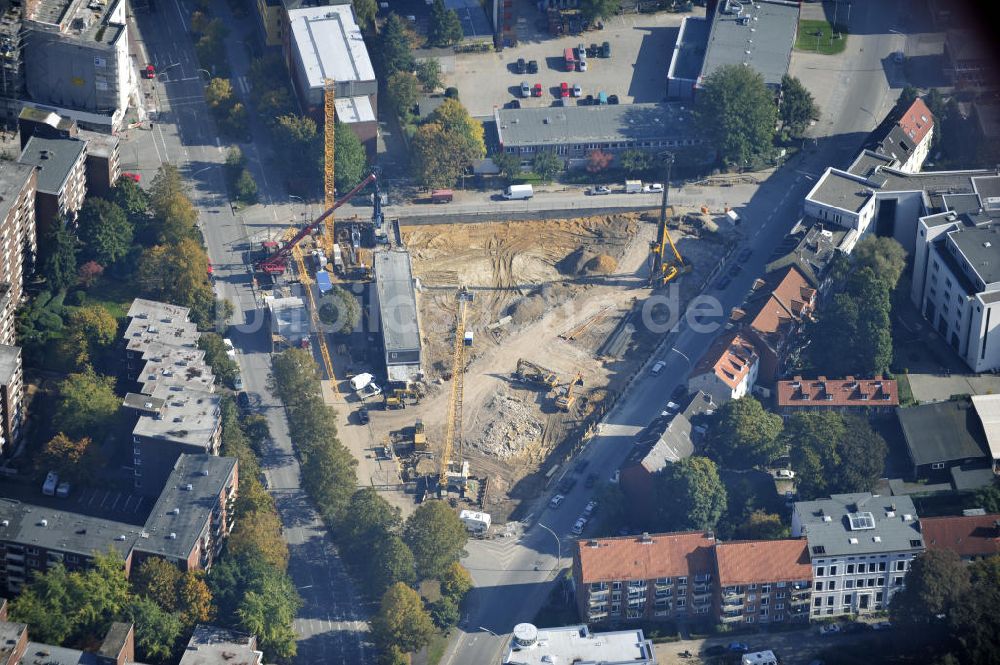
563, 47, 576, 72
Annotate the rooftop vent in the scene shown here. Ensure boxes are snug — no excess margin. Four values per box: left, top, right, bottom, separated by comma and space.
168, 532, 177, 540
873, 536, 882, 543
183, 483, 193, 491
849, 537, 858, 544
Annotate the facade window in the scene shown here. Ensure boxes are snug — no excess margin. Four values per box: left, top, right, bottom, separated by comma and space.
844, 594, 853, 605
611, 604, 621, 615
827, 596, 834, 606
814, 598, 822, 608
817, 566, 825, 576
931, 462, 946, 470
777, 592, 786, 599
847, 564, 854, 574
677, 577, 687, 586
747, 593, 756, 602
776, 603, 784, 610
894, 576, 904, 586
745, 616, 754, 623
676, 598, 686, 608
656, 577, 670, 585
830, 566, 838, 575
877, 578, 885, 586
878, 562, 887, 572
612, 582, 622, 590
815, 582, 823, 591
895, 561, 907, 572
846, 580, 854, 589
829, 581, 836, 591
761, 597, 769, 606
876, 592, 884, 602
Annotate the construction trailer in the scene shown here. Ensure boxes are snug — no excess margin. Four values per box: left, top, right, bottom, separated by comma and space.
459, 509, 492, 535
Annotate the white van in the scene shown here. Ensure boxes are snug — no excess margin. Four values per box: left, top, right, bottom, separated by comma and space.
503, 184, 534, 200
42, 471, 59, 496
350, 373, 374, 391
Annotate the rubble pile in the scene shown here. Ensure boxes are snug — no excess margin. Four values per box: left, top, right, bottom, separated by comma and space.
471, 390, 543, 460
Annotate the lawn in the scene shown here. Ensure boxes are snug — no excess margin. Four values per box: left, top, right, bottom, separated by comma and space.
795, 18, 848, 55
82, 275, 141, 320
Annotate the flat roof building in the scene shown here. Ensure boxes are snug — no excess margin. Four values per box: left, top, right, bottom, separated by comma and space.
266, 295, 308, 349
18, 135, 86, 233
179, 625, 263, 665
502, 623, 656, 665
373, 250, 421, 385
668, 0, 800, 99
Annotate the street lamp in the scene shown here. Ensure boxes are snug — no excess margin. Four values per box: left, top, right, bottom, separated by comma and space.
197, 68, 212, 81
478, 626, 501, 637
668, 346, 691, 367
537, 522, 561, 570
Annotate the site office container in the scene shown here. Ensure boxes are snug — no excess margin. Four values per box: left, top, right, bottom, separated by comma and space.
563, 47, 576, 72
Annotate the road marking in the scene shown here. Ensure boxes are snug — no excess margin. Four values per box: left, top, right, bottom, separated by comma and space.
171, 0, 188, 33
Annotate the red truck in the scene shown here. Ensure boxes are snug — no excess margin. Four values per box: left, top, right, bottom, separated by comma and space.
431, 189, 454, 203
563, 47, 576, 72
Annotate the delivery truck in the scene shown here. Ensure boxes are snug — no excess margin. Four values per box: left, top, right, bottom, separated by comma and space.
503, 184, 534, 200
625, 180, 643, 194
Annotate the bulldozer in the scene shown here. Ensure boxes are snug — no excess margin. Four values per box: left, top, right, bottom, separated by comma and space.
514, 358, 559, 389
555, 373, 584, 412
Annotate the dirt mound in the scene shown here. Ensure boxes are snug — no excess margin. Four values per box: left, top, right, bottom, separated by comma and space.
469, 389, 543, 461
556, 247, 592, 276
583, 254, 617, 274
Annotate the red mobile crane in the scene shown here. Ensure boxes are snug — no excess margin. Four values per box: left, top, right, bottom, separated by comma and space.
255, 170, 378, 276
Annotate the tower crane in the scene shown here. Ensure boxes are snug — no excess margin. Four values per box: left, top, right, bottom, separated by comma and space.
440, 288, 474, 494
323, 78, 337, 256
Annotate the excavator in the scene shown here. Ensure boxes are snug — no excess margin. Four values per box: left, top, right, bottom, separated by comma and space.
648, 159, 691, 287
555, 372, 583, 412
514, 358, 559, 389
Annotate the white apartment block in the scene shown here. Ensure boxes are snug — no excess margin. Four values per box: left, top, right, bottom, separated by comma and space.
792, 493, 924, 618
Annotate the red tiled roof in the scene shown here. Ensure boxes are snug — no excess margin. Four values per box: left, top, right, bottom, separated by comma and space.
691, 332, 759, 390
898, 98, 934, 147
714, 539, 812, 586
776, 376, 899, 408
576, 532, 716, 583
921, 514, 1000, 558
746, 266, 816, 340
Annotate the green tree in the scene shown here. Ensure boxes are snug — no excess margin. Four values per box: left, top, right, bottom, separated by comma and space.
198, 333, 240, 387
317, 287, 361, 334
371, 583, 436, 654
412, 100, 486, 188
892, 549, 970, 626
619, 149, 654, 176
836, 414, 888, 492
429, 595, 460, 630
416, 58, 443, 93
234, 169, 258, 204
784, 411, 843, 498
61, 305, 118, 369
404, 501, 469, 580
132, 557, 182, 609
973, 481, 1000, 513
696, 64, 778, 167
76, 198, 134, 266
734, 510, 789, 540
353, 0, 377, 30
387, 70, 419, 119
705, 396, 784, 469
779, 74, 819, 137
136, 239, 211, 313
492, 151, 521, 179
380, 14, 416, 75
899, 85, 919, 107
579, 0, 619, 21
205, 77, 234, 111
440, 561, 473, 601
851, 235, 908, 289
653, 456, 727, 532
532, 151, 562, 181
177, 571, 215, 628
334, 121, 367, 193
128, 596, 183, 664
368, 534, 417, 594
428, 0, 463, 47
111, 177, 150, 229
952, 555, 1000, 664
272, 114, 322, 190
54, 369, 119, 439
340, 488, 402, 557
41, 225, 78, 292
227, 510, 290, 571
37, 433, 99, 485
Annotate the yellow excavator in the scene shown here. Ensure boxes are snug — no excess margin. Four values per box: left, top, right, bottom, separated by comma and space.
555, 372, 584, 412
514, 358, 559, 389
648, 157, 690, 287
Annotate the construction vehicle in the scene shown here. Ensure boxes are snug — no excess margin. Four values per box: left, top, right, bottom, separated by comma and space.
413, 420, 426, 451
384, 387, 420, 409
439, 288, 474, 495
648, 155, 690, 287
254, 169, 378, 276
514, 358, 559, 389
555, 372, 584, 411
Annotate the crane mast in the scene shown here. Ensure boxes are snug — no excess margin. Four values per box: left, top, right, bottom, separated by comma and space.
440, 288, 474, 492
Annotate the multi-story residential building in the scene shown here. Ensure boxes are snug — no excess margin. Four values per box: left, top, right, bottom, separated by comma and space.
921, 513, 1000, 562
502, 623, 657, 665
764, 219, 849, 297
731, 265, 816, 385
862, 98, 935, 175
573, 531, 717, 624
0, 620, 136, 665
132, 454, 237, 572
687, 332, 759, 404
0, 346, 25, 457
713, 539, 812, 627
18, 135, 86, 233
776, 376, 898, 417
792, 493, 924, 617
0, 161, 37, 348
620, 392, 716, 525
22, 0, 137, 131
910, 211, 1000, 372
179, 625, 264, 665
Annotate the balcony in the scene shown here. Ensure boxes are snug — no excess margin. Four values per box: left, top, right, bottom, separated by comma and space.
590, 589, 609, 602
693, 586, 712, 599
627, 597, 646, 608
627, 583, 648, 593
790, 595, 810, 606
721, 613, 743, 624
723, 591, 745, 605
589, 611, 608, 621
5, 552, 24, 563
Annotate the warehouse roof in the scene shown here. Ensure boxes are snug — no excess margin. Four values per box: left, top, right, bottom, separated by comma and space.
374, 250, 421, 356
19, 136, 85, 195
794, 493, 923, 557
288, 5, 375, 91
495, 103, 699, 149
134, 454, 236, 563
714, 539, 811, 586
576, 531, 716, 583
970, 394, 1000, 463
335, 96, 376, 124
700, 0, 800, 88
898, 400, 988, 467
668, 16, 709, 81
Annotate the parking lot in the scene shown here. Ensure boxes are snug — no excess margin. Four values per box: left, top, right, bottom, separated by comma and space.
438, 0, 689, 117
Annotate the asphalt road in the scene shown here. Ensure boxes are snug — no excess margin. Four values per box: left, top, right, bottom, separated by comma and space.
441, 1, 911, 662
128, 2, 371, 663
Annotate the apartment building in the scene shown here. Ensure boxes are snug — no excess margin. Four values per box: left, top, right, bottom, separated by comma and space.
714, 539, 812, 627
792, 493, 924, 617
18, 135, 86, 233
687, 332, 759, 404
764, 219, 850, 296
0, 162, 36, 347
920, 513, 1000, 562
132, 454, 237, 572
863, 98, 935, 175
0, 620, 136, 665
573, 532, 717, 624
776, 376, 898, 417
0, 346, 25, 457
179, 625, 264, 665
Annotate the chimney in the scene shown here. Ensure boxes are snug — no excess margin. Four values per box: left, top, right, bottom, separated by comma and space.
639, 532, 653, 544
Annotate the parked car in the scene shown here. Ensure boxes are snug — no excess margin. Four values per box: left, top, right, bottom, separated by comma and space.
571, 517, 588, 535
609, 469, 619, 484
516, 57, 526, 74
558, 476, 578, 493
143, 63, 156, 78
583, 500, 599, 517
584, 472, 598, 488
56, 481, 71, 498
585, 185, 611, 195
650, 360, 666, 375
776, 469, 796, 479
532, 83, 542, 97
607, 94, 619, 104
572, 83, 582, 97
122, 172, 141, 182
576, 43, 586, 59
520, 81, 531, 97
237, 391, 251, 410
737, 248, 753, 262
727, 642, 749, 653
587, 43, 599, 57
601, 41, 611, 57
549, 493, 566, 508
507, 99, 521, 109
560, 82, 569, 97
527, 59, 538, 73
642, 183, 664, 193
819, 624, 841, 636
583, 94, 594, 105
233, 374, 244, 391
358, 407, 369, 424
577, 59, 588, 72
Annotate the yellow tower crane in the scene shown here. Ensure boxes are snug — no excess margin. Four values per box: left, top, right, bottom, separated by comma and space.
439, 288, 474, 494
291, 243, 336, 384
323, 78, 337, 256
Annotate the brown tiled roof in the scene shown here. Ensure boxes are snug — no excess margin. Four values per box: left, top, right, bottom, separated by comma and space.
690, 332, 759, 390
745, 266, 816, 341
921, 514, 1000, 558
714, 539, 812, 586
776, 376, 899, 408
576, 532, 716, 583
899, 98, 934, 147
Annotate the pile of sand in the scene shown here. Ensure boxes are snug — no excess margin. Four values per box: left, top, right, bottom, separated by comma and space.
583, 254, 617, 274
